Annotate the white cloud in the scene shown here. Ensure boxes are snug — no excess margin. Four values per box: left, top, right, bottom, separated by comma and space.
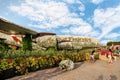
78, 1, 85, 12
61, 20, 100, 37
9, 0, 101, 38
99, 32, 120, 45
91, 0, 104, 4
100, 39, 111, 46
62, 0, 85, 15
104, 33, 120, 39
80, 12, 85, 16
9, 0, 87, 30
93, 5, 120, 39
10, 0, 70, 28
63, 0, 76, 3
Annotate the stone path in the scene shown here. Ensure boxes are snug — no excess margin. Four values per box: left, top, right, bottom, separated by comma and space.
7, 58, 120, 80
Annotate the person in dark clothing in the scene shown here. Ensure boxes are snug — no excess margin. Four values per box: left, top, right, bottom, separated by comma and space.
90, 49, 95, 62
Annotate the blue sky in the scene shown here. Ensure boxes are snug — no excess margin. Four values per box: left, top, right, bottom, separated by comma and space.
0, 0, 120, 45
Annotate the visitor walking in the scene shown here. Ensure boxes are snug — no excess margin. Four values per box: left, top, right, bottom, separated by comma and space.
107, 49, 113, 64
114, 47, 120, 57
90, 49, 95, 63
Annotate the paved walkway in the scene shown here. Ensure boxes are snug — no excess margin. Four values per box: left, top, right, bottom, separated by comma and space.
7, 58, 120, 80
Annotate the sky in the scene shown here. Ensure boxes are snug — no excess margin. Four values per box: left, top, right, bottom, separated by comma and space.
0, 0, 120, 45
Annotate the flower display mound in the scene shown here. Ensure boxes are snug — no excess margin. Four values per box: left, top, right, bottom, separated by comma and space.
59, 59, 74, 71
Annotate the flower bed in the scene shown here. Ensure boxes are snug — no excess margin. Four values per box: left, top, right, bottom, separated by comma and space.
0, 52, 88, 79
0, 49, 99, 79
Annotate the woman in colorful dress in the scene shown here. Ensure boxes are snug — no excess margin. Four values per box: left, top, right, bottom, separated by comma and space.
107, 49, 113, 64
